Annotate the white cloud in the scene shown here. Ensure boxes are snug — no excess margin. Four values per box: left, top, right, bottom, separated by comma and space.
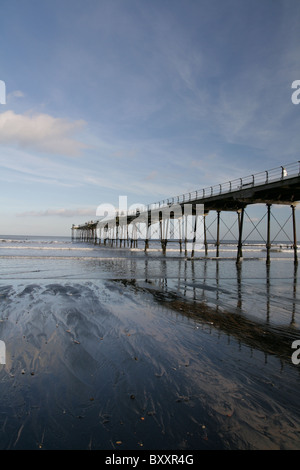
16, 207, 96, 218
7, 90, 25, 99
0, 110, 88, 156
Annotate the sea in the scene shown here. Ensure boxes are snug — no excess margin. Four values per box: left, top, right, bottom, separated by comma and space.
0, 234, 299, 450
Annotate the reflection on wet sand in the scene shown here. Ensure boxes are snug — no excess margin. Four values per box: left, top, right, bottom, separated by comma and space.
120, 259, 300, 367
1, 255, 300, 450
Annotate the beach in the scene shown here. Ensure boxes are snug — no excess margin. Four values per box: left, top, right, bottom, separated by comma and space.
0, 236, 300, 450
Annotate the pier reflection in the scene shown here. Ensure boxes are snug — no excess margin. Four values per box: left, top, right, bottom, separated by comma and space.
122, 258, 300, 366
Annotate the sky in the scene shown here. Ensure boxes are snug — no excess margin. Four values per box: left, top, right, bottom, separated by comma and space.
1, 0, 300, 236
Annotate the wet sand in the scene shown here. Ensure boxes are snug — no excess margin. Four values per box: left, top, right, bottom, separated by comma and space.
0, 274, 300, 450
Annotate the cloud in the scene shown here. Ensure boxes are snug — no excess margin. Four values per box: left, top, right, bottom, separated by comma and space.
16, 207, 96, 218
7, 90, 25, 99
144, 170, 158, 181
0, 110, 88, 156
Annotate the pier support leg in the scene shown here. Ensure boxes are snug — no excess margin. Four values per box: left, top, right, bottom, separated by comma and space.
236, 207, 244, 264
203, 214, 208, 256
161, 217, 168, 255
116, 224, 119, 247
164, 217, 169, 253
184, 215, 188, 256
216, 211, 220, 257
266, 204, 272, 265
178, 218, 182, 253
191, 213, 198, 259
291, 204, 298, 265
159, 213, 165, 254
144, 222, 150, 252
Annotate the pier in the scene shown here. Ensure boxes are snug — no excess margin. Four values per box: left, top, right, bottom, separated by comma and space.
72, 161, 300, 264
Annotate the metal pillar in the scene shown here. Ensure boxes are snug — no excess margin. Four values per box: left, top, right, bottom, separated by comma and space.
216, 211, 220, 257
144, 219, 150, 252
178, 218, 182, 253
184, 215, 188, 256
236, 207, 245, 263
191, 211, 198, 259
266, 204, 272, 265
291, 204, 298, 265
159, 212, 167, 254
164, 217, 169, 254
203, 214, 208, 256
237, 210, 243, 258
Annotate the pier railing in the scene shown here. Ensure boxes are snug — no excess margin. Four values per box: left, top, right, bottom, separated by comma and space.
133, 161, 300, 215
77, 161, 300, 224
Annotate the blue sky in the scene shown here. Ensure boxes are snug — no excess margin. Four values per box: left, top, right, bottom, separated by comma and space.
1, 0, 300, 236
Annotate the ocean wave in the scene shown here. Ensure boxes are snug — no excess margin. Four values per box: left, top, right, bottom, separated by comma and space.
0, 246, 94, 251
0, 238, 70, 244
